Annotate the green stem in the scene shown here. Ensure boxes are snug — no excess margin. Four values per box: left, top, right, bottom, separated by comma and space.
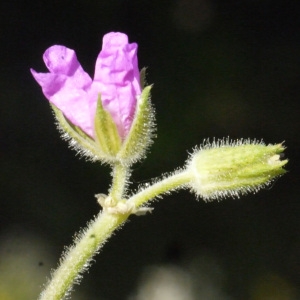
109, 162, 129, 202
128, 170, 192, 207
39, 211, 129, 300
38, 170, 192, 300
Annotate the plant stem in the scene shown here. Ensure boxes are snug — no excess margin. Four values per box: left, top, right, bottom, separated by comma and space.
39, 170, 192, 300
39, 211, 129, 300
110, 162, 129, 202
128, 170, 192, 207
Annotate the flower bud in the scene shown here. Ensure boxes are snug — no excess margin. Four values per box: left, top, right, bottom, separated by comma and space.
186, 139, 288, 201
31, 32, 155, 165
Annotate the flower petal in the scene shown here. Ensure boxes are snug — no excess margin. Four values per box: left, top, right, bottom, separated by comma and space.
93, 32, 141, 139
31, 46, 94, 136
31, 33, 142, 141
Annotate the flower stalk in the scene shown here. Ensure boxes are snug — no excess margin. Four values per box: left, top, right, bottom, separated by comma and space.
39, 168, 192, 300
38, 211, 129, 300
109, 161, 130, 202
127, 170, 192, 207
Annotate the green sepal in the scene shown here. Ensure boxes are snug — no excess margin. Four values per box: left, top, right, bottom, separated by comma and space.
94, 95, 122, 159
118, 85, 155, 164
140, 67, 147, 90
51, 104, 103, 160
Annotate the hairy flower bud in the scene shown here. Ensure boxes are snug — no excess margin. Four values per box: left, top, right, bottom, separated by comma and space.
186, 139, 288, 201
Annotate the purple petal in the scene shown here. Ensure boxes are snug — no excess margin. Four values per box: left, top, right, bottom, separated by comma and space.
93, 32, 141, 139
31, 33, 142, 141
30, 69, 68, 99
31, 46, 94, 136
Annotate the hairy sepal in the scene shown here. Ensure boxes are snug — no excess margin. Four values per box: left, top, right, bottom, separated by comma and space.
51, 104, 107, 162
94, 95, 122, 161
118, 85, 155, 165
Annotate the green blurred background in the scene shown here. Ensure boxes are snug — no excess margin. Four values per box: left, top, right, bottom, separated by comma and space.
1, 1, 299, 299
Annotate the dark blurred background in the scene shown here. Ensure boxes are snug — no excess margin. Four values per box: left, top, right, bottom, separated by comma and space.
1, 0, 299, 299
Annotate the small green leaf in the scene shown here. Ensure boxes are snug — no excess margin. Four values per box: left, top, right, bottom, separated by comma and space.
51, 104, 103, 160
118, 85, 155, 165
140, 67, 147, 90
94, 95, 122, 158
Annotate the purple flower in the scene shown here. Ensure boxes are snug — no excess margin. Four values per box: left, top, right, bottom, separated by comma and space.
31, 32, 141, 140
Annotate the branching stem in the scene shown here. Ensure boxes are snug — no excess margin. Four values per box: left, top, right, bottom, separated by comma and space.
39, 168, 192, 300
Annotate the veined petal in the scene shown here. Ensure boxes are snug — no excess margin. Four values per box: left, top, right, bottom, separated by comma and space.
31, 33, 143, 143
31, 46, 94, 136
93, 32, 141, 140
43, 46, 91, 85
51, 88, 94, 137
30, 70, 68, 99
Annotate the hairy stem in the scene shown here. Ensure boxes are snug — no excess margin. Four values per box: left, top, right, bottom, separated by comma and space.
109, 162, 130, 202
39, 170, 192, 300
39, 211, 129, 300
128, 170, 192, 207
